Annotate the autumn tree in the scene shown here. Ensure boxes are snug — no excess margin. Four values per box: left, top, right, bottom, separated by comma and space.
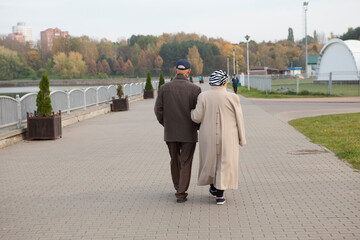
86, 60, 97, 76
129, 43, 141, 67
0, 46, 28, 80
52, 36, 71, 55
257, 42, 272, 67
136, 50, 149, 76
112, 60, 121, 75
96, 61, 104, 73
98, 38, 114, 60
26, 50, 41, 70
78, 36, 99, 61
128, 34, 158, 50
52, 52, 70, 77
123, 59, 134, 76
102, 59, 111, 75
187, 46, 203, 76
272, 44, 288, 69
153, 55, 163, 74
52, 51, 86, 78
0, 35, 31, 57
113, 57, 126, 75
159, 40, 219, 75
68, 51, 87, 76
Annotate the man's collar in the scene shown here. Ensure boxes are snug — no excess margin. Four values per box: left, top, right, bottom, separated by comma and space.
175, 73, 189, 80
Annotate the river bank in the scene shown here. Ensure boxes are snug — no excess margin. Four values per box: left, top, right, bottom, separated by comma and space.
0, 77, 147, 87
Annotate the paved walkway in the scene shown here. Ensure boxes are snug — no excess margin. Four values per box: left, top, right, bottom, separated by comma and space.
248, 97, 360, 122
0, 84, 359, 240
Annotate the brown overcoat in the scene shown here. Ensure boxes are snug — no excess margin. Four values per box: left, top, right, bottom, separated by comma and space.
191, 86, 246, 190
154, 74, 201, 142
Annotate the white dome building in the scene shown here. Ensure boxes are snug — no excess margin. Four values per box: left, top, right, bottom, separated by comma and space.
316, 38, 360, 81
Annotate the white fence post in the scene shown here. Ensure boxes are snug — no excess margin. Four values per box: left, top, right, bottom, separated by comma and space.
96, 88, 99, 106
129, 83, 133, 96
16, 95, 21, 129
1, 83, 148, 129
66, 90, 71, 114
83, 88, 87, 110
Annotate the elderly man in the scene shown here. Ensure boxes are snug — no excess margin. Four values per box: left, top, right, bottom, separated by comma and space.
154, 59, 201, 203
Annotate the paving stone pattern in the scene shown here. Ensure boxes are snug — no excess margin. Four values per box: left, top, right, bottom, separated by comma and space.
0, 84, 359, 240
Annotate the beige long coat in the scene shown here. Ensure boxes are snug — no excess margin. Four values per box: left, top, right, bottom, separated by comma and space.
191, 86, 246, 190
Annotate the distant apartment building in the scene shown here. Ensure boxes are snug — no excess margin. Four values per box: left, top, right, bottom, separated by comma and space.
7, 33, 26, 43
41, 28, 69, 51
12, 22, 32, 42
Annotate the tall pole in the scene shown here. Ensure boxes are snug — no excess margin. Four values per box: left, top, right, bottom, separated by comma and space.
232, 47, 236, 76
226, 55, 230, 80
304, 2, 309, 78
236, 59, 239, 76
245, 35, 250, 91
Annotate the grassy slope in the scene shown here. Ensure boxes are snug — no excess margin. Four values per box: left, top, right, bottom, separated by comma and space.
289, 113, 360, 170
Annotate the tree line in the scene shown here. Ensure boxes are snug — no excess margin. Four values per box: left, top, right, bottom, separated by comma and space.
0, 27, 359, 80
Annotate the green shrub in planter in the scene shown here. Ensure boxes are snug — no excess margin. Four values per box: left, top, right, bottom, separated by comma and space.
145, 71, 153, 90
111, 84, 129, 111
158, 71, 165, 89
117, 84, 124, 98
27, 70, 62, 140
144, 71, 154, 99
36, 71, 52, 117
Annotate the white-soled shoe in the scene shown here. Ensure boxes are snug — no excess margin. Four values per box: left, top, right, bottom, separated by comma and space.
216, 197, 226, 205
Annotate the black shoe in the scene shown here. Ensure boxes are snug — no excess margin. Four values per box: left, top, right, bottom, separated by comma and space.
216, 197, 226, 205
176, 198, 187, 203
209, 187, 217, 197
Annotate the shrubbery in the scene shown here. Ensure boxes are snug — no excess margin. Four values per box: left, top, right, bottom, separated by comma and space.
36, 71, 53, 117
145, 71, 153, 90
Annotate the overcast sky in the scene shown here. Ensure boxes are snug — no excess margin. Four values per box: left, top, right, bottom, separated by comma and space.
0, 0, 359, 44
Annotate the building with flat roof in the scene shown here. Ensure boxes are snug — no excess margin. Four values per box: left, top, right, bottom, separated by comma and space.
41, 28, 69, 51
7, 33, 26, 44
307, 55, 319, 77
12, 22, 32, 42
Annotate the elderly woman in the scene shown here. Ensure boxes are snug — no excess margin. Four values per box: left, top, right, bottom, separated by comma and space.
191, 70, 246, 205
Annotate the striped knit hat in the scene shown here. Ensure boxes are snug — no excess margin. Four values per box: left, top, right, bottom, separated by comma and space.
209, 70, 228, 86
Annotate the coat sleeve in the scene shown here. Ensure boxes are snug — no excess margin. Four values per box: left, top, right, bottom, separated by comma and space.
191, 93, 204, 124
154, 88, 164, 126
233, 96, 246, 146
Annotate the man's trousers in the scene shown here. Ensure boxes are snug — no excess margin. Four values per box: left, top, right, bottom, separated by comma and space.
166, 142, 196, 200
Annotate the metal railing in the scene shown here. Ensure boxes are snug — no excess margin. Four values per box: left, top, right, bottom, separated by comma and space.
0, 80, 163, 130
243, 71, 360, 96
243, 75, 272, 93
270, 71, 360, 96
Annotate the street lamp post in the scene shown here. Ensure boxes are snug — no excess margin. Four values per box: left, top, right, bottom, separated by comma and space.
232, 47, 236, 76
245, 35, 250, 91
236, 59, 239, 76
304, 2, 309, 78
226, 55, 230, 80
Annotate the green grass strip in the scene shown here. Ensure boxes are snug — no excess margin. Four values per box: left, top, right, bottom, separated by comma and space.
231, 85, 332, 98
289, 113, 360, 170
